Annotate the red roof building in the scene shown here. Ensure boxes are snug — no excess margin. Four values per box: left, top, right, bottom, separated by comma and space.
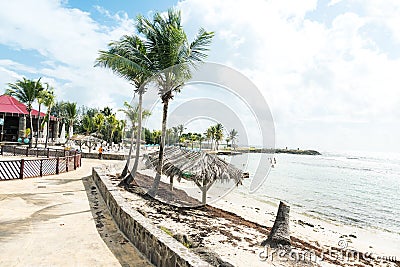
0, 95, 59, 142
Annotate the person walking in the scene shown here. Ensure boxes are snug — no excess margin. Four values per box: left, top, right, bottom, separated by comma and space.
98, 145, 103, 160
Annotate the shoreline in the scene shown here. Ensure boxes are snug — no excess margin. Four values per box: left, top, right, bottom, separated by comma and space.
135, 160, 400, 258
212, 187, 400, 257
110, 160, 399, 266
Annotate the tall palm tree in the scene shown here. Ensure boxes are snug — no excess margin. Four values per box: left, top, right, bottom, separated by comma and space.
64, 102, 77, 139
5, 77, 43, 146
138, 9, 214, 195
95, 35, 153, 185
198, 135, 205, 151
214, 123, 224, 151
41, 88, 55, 148
206, 126, 216, 150
35, 84, 50, 148
190, 133, 198, 150
177, 124, 185, 138
228, 129, 238, 150
171, 126, 179, 144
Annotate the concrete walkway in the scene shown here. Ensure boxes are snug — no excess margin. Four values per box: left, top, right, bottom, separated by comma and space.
0, 158, 152, 267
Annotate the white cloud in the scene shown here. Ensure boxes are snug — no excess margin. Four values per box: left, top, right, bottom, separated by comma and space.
0, 0, 136, 108
1, 0, 399, 152
177, 0, 400, 152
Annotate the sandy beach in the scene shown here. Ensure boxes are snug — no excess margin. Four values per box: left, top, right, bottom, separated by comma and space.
1, 154, 398, 267
110, 157, 400, 267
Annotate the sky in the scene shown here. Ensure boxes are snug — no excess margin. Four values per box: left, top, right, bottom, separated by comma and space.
0, 0, 399, 153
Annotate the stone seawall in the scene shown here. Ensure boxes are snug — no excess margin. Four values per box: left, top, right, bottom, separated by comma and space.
91, 168, 209, 267
82, 152, 126, 160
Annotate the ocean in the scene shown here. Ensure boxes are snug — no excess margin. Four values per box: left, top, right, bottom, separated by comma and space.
226, 151, 400, 235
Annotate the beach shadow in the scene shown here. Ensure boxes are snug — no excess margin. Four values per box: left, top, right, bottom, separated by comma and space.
0, 202, 89, 241
82, 175, 153, 267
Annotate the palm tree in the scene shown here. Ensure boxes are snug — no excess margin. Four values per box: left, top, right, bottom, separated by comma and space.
41, 89, 55, 148
64, 102, 77, 139
228, 129, 238, 150
206, 126, 216, 150
198, 135, 205, 151
82, 115, 94, 135
190, 133, 198, 150
93, 113, 105, 138
106, 114, 117, 144
225, 137, 230, 148
214, 123, 224, 151
177, 124, 185, 139
138, 9, 214, 195
35, 84, 50, 148
5, 77, 43, 146
95, 35, 153, 185
171, 126, 179, 145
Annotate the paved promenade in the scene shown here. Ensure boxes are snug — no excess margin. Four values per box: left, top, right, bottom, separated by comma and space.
0, 158, 152, 267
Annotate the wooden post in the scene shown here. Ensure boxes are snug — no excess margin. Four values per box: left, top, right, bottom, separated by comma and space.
19, 159, 25, 179
56, 157, 59, 174
47, 148, 50, 158
40, 159, 43, 177
66, 156, 69, 172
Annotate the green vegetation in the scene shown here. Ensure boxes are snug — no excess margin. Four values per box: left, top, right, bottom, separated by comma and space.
5, 77, 44, 146
95, 8, 214, 191
159, 226, 173, 236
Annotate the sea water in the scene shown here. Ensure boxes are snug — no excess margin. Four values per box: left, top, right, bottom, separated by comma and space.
226, 151, 400, 235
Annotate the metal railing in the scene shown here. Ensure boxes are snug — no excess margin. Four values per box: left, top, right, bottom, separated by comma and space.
0, 145, 82, 181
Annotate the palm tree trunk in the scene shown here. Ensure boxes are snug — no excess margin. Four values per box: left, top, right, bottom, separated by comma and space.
45, 115, 50, 148
35, 104, 41, 148
120, 92, 144, 185
29, 111, 33, 148
118, 131, 135, 180
148, 98, 169, 196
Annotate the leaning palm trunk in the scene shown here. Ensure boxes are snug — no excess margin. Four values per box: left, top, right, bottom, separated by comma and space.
148, 98, 169, 196
120, 92, 144, 185
44, 117, 50, 148
119, 132, 135, 179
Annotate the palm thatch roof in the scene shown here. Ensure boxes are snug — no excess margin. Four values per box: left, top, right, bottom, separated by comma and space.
70, 134, 103, 143
144, 146, 244, 189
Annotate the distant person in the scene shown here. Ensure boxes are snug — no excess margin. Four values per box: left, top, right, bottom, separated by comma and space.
98, 145, 103, 160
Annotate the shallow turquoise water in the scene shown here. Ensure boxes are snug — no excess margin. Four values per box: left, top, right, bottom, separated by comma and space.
226, 151, 400, 234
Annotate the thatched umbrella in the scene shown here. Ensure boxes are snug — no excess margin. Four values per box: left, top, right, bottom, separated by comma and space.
144, 146, 244, 204
70, 134, 103, 151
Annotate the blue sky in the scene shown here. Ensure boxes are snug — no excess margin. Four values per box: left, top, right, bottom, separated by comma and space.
1, 0, 400, 153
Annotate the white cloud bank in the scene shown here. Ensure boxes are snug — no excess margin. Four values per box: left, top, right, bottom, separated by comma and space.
0, 0, 399, 152
0, 0, 136, 109
177, 0, 400, 152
